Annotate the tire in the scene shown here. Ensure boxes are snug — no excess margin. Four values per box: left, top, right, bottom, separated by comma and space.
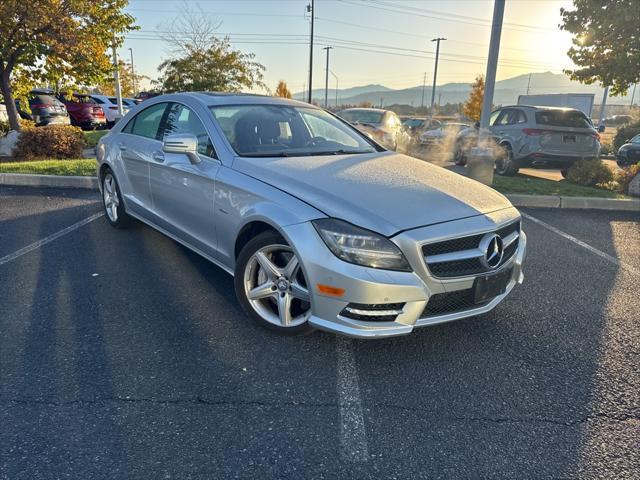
453, 142, 467, 166
495, 144, 519, 176
235, 231, 313, 335
101, 168, 130, 228
560, 169, 569, 179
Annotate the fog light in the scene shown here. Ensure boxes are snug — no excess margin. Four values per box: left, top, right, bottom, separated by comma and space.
340, 303, 405, 322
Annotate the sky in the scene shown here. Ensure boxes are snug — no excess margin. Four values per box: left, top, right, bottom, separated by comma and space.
118, 0, 577, 94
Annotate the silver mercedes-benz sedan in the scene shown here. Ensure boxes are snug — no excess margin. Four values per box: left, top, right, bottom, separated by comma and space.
97, 92, 526, 338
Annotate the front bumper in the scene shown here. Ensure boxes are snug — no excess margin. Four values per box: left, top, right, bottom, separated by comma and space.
283, 208, 526, 339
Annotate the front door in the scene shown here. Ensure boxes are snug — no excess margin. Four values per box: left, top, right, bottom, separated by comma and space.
148, 102, 220, 258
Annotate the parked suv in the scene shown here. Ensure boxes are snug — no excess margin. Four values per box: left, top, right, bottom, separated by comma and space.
338, 108, 403, 150
488, 105, 600, 176
58, 94, 106, 130
18, 90, 70, 126
88, 94, 129, 128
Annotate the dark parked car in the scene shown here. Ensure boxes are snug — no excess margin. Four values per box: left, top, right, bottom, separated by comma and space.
17, 90, 70, 126
58, 94, 106, 130
616, 134, 640, 167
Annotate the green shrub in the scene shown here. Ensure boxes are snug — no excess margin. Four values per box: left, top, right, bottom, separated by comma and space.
566, 159, 614, 187
13, 125, 85, 159
615, 163, 640, 195
613, 120, 640, 151
599, 141, 612, 156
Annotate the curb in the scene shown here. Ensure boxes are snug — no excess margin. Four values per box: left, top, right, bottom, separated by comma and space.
0, 173, 638, 212
0, 173, 98, 189
505, 194, 640, 212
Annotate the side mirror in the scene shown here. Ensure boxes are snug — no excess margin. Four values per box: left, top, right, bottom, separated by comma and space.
597, 125, 605, 133
163, 133, 200, 164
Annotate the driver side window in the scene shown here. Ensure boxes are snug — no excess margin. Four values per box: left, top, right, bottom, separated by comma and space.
161, 103, 217, 159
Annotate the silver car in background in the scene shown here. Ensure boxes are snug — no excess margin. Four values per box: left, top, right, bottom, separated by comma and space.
488, 105, 601, 176
97, 93, 526, 338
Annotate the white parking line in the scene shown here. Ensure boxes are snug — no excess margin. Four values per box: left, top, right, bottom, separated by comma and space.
522, 212, 639, 276
336, 336, 369, 462
0, 212, 104, 266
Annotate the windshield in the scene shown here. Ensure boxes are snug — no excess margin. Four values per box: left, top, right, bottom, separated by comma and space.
209, 104, 378, 157
338, 110, 384, 125
630, 134, 640, 144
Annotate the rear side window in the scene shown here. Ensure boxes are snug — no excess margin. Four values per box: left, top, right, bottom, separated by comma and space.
124, 102, 168, 139
535, 109, 591, 128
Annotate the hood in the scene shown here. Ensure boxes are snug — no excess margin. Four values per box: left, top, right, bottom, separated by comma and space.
232, 152, 513, 237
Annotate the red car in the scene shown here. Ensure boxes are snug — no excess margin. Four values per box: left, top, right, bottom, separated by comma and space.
58, 94, 106, 130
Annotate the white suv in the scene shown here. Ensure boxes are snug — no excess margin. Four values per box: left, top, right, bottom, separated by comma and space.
88, 94, 129, 128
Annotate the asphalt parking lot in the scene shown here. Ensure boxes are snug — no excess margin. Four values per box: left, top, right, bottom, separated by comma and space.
1, 185, 639, 479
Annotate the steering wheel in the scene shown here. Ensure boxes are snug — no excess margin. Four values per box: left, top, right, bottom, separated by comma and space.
304, 136, 328, 147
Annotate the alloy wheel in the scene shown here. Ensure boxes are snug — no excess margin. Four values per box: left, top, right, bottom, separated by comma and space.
103, 173, 119, 222
243, 244, 311, 328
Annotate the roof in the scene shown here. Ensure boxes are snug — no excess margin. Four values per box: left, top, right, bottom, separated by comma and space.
185, 92, 314, 108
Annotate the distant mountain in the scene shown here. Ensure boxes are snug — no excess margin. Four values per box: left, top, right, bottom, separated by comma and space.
295, 72, 633, 108
293, 84, 391, 101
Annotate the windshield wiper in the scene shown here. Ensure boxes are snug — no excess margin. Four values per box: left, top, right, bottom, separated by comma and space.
241, 152, 292, 158
314, 149, 375, 155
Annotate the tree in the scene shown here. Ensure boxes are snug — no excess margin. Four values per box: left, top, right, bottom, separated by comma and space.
94, 61, 148, 97
157, 7, 265, 93
560, 0, 640, 96
275, 80, 292, 99
358, 101, 374, 108
462, 75, 485, 122
0, 1, 136, 130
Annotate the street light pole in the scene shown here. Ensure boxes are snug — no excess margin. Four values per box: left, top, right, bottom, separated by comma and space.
323, 46, 332, 108
307, 0, 315, 104
430, 37, 446, 112
112, 38, 123, 116
329, 69, 339, 108
420, 72, 426, 110
128, 47, 136, 98
479, 1, 504, 133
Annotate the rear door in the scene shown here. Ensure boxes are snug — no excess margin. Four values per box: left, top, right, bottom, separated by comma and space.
118, 102, 169, 215
148, 101, 220, 256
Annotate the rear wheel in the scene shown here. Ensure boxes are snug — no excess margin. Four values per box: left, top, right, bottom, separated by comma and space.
453, 141, 467, 166
235, 231, 313, 335
495, 144, 519, 176
101, 169, 130, 228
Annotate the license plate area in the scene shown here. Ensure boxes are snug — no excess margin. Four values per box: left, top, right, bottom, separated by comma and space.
473, 268, 512, 304
563, 135, 576, 143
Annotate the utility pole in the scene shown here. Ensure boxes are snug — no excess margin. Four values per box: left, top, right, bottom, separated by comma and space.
526, 73, 532, 95
329, 70, 339, 108
307, 0, 315, 104
630, 83, 637, 107
323, 46, 332, 108
420, 72, 426, 110
112, 39, 124, 116
430, 37, 446, 111
129, 48, 136, 98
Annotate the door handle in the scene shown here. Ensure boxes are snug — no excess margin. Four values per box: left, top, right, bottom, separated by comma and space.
152, 151, 165, 162
118, 143, 127, 151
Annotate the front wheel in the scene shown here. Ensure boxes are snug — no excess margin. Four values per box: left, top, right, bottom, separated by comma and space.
235, 231, 313, 335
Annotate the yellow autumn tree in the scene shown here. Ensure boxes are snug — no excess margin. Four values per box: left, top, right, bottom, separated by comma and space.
462, 75, 485, 122
275, 80, 292, 99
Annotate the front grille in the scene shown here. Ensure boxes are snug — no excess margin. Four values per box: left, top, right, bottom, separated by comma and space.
422, 287, 487, 317
422, 221, 520, 278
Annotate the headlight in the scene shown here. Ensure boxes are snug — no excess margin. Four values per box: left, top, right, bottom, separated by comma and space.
312, 218, 411, 271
